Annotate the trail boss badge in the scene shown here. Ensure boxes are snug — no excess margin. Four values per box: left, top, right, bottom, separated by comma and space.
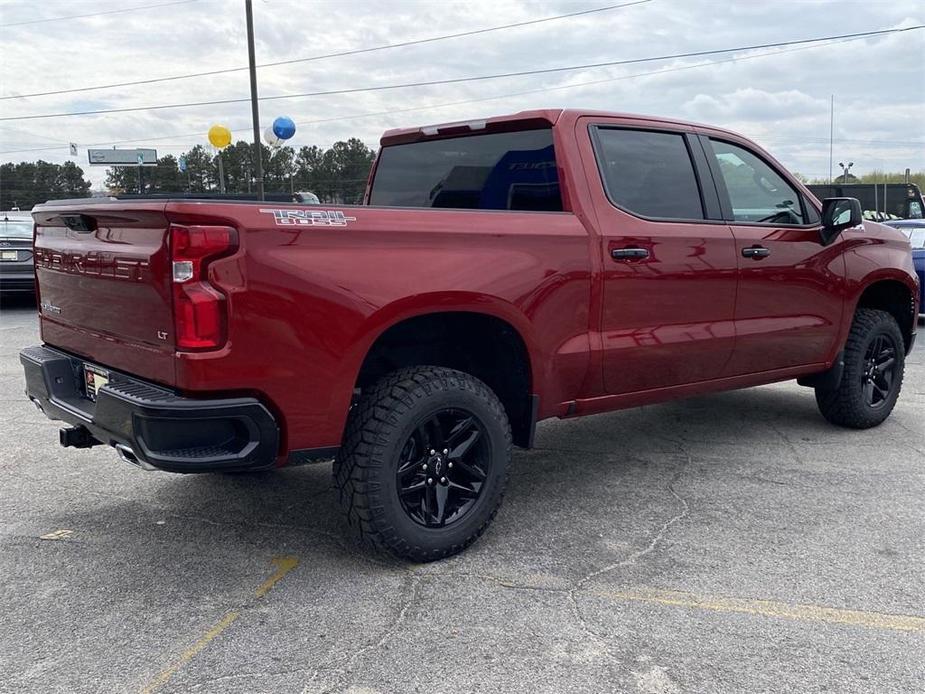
260, 209, 357, 227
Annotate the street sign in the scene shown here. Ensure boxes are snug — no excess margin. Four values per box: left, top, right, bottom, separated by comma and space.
87, 148, 157, 166
178, 156, 187, 172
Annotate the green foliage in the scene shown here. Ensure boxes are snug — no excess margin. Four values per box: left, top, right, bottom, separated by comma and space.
856, 170, 925, 187
105, 154, 186, 194
805, 170, 925, 187
0, 160, 91, 210
103, 138, 376, 202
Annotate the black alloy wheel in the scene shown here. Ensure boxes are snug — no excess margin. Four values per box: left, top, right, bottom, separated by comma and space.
815, 308, 905, 429
860, 333, 898, 409
396, 409, 489, 528
333, 366, 512, 561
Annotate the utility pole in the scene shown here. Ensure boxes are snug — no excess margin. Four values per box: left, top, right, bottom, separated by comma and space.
245, 0, 264, 201
217, 150, 226, 194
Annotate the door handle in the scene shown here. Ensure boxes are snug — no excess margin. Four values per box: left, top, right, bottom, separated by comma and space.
611, 247, 649, 260
742, 245, 770, 259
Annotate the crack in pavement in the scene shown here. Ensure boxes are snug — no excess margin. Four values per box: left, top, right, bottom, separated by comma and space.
412, 456, 694, 660
297, 479, 698, 694
302, 571, 422, 694
574, 455, 691, 591
565, 455, 692, 647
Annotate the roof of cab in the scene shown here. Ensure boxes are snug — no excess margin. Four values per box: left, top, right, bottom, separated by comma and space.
378, 108, 743, 147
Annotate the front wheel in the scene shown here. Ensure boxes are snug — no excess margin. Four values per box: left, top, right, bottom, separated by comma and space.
815, 308, 905, 429
333, 366, 512, 562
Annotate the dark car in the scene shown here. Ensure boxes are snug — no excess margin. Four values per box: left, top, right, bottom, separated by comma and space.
884, 219, 925, 317
0, 215, 35, 294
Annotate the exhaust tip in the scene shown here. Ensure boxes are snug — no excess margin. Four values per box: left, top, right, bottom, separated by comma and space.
114, 443, 157, 471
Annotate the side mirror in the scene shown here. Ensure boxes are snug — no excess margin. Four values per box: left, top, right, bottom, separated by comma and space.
820, 197, 862, 245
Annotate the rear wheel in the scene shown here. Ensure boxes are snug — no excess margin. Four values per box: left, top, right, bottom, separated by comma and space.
333, 366, 512, 562
815, 308, 905, 428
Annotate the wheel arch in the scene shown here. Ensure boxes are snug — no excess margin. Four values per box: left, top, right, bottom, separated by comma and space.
350, 295, 539, 448
852, 275, 917, 354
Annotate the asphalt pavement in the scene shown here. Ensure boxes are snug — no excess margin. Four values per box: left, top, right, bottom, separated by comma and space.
1, 294, 923, 693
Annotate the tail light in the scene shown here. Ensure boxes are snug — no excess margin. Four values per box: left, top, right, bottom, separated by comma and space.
169, 224, 238, 350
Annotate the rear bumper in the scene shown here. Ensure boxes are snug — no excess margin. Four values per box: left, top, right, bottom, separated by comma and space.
20, 344, 279, 473
0, 271, 35, 293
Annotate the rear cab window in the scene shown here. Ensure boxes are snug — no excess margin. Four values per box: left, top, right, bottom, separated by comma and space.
368, 129, 562, 211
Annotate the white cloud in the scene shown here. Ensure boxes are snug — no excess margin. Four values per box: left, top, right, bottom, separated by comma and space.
0, 0, 922, 188
683, 89, 828, 122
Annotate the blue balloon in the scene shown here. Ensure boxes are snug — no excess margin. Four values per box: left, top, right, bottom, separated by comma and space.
272, 116, 296, 140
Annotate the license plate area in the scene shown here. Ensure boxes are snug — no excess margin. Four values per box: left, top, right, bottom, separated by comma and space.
83, 363, 110, 401
0, 250, 18, 261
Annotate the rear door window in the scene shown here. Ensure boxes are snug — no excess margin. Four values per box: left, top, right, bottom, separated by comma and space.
592, 128, 705, 220
369, 129, 561, 211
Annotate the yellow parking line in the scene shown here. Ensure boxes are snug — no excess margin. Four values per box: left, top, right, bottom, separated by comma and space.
40, 529, 73, 540
256, 555, 300, 598
140, 611, 241, 694
595, 587, 925, 633
140, 555, 299, 693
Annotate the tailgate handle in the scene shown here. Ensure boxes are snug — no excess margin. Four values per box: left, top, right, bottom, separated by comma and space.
611, 247, 649, 260
60, 214, 97, 233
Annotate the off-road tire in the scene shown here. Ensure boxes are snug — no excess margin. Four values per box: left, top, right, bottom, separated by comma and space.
333, 366, 512, 562
815, 308, 905, 428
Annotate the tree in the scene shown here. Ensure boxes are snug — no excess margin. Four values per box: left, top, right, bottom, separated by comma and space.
295, 144, 328, 195
73, 137, 375, 201
0, 160, 91, 209
293, 138, 375, 203
326, 138, 375, 203
217, 141, 254, 193
182, 145, 215, 193
105, 154, 182, 194
805, 170, 925, 187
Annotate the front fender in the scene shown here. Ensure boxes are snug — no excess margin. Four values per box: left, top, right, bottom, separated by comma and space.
837, 227, 919, 351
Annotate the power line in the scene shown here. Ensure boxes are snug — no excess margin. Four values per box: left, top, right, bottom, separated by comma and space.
0, 0, 200, 28
2, 25, 921, 123
0, 1, 651, 101
763, 136, 925, 147
0, 32, 919, 155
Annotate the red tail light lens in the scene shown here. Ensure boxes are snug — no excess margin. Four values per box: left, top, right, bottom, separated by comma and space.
170, 224, 238, 350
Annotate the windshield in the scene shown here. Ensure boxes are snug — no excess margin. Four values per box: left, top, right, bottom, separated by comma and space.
0, 220, 32, 239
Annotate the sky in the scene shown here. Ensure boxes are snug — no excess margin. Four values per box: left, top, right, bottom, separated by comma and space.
0, 0, 923, 189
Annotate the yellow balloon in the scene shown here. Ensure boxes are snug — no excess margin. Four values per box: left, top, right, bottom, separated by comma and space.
208, 124, 232, 149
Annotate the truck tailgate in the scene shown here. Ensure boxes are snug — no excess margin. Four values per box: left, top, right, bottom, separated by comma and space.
32, 202, 177, 385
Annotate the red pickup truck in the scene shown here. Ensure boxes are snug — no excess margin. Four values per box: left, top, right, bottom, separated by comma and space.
21, 109, 919, 561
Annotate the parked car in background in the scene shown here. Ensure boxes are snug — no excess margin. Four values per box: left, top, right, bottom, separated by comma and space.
883, 219, 925, 317
293, 191, 321, 204
0, 214, 35, 294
